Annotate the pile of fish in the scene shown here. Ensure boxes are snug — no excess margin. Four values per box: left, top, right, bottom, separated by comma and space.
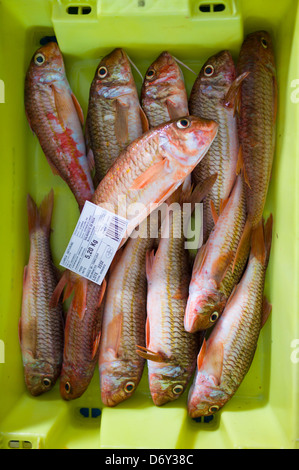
20, 30, 277, 418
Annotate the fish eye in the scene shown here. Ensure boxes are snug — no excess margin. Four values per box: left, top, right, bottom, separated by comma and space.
124, 381, 135, 393
98, 66, 108, 78
261, 37, 268, 48
177, 118, 191, 129
210, 311, 219, 323
172, 384, 184, 395
34, 53, 46, 66
209, 405, 219, 413
145, 69, 155, 80
204, 64, 214, 77
65, 381, 72, 394
42, 377, 51, 387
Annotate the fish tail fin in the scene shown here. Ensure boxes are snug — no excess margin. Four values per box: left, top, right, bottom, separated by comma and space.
27, 189, 54, 237
251, 214, 273, 267
49, 269, 74, 308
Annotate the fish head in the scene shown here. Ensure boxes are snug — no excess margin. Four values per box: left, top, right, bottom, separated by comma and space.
141, 51, 185, 100
24, 360, 58, 396
197, 50, 236, 99
93, 48, 134, 94
159, 116, 218, 175
240, 31, 275, 68
27, 42, 65, 83
148, 362, 191, 406
187, 371, 230, 417
99, 359, 141, 406
184, 279, 227, 332
59, 360, 95, 401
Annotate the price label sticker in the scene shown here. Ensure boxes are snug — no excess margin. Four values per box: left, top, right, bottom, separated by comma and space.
60, 201, 128, 285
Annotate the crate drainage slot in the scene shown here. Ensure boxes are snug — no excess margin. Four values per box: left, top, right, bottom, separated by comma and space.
199, 3, 226, 12
192, 415, 214, 423
67, 6, 92, 15
79, 407, 101, 418
8, 440, 32, 449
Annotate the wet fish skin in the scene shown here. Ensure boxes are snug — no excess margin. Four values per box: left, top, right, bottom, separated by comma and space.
56, 274, 107, 401
92, 115, 218, 245
137, 183, 204, 406
236, 31, 277, 228
184, 174, 250, 332
141, 51, 189, 128
24, 42, 94, 211
188, 215, 273, 417
20, 190, 64, 396
189, 50, 239, 242
99, 216, 155, 406
86, 48, 148, 187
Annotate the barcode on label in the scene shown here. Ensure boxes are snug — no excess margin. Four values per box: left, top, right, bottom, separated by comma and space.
106, 215, 127, 242
60, 201, 129, 286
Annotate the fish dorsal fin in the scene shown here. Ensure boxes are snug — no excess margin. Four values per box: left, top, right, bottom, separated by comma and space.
190, 173, 218, 212
115, 99, 129, 145
146, 315, 150, 346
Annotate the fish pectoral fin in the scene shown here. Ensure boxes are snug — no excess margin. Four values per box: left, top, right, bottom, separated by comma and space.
91, 330, 101, 360
261, 296, 272, 328
71, 92, 84, 126
211, 251, 235, 287
135, 345, 166, 363
115, 99, 129, 145
97, 278, 107, 308
236, 146, 251, 189
209, 199, 219, 224
139, 105, 150, 133
193, 242, 208, 274
197, 338, 207, 370
72, 277, 88, 321
231, 219, 252, 273
130, 159, 167, 191
190, 173, 218, 211
223, 71, 250, 115
205, 340, 224, 386
145, 249, 156, 282
165, 99, 187, 120
106, 313, 123, 358
51, 83, 74, 129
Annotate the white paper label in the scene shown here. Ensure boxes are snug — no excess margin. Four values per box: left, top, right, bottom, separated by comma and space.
60, 201, 128, 285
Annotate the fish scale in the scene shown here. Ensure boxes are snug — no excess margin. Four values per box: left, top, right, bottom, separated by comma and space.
25, 42, 94, 211
20, 191, 64, 396
59, 279, 105, 400
185, 174, 250, 332
236, 31, 277, 228
188, 216, 272, 417
99, 217, 155, 406
189, 50, 239, 242
142, 192, 202, 406
86, 48, 145, 187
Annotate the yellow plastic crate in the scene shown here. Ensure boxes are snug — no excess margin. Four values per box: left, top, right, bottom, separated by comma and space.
0, 0, 298, 449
